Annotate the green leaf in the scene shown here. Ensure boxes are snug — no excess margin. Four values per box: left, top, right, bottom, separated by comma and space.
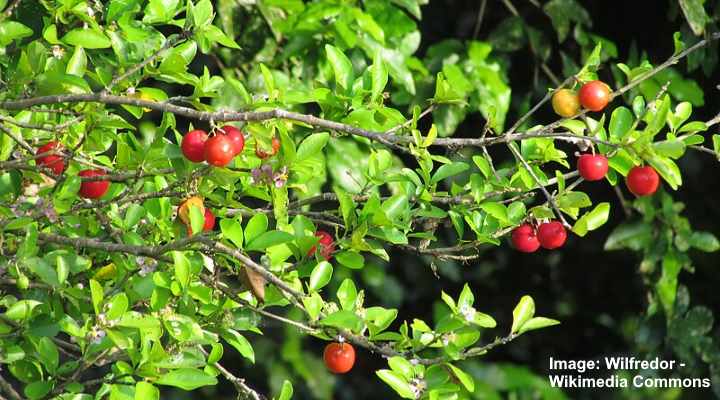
511, 295, 535, 334
66, 46, 87, 77
376, 370, 415, 399
191, 0, 214, 28
62, 28, 112, 49
134, 382, 159, 400
431, 162, 469, 183
278, 380, 293, 400
222, 329, 255, 362
325, 44, 354, 90
679, 0, 708, 35
558, 191, 592, 209
689, 231, 720, 252
517, 317, 561, 334
652, 139, 686, 159
572, 202, 610, 237
188, 204, 204, 235
608, 107, 633, 140
0, 21, 33, 46
335, 251, 364, 269
35, 337, 59, 373
246, 230, 294, 251
244, 214, 268, 244
336, 279, 357, 310
124, 204, 146, 229
173, 251, 191, 290
107, 293, 129, 320
309, 261, 333, 291
4, 300, 42, 320
604, 223, 653, 251
479, 202, 509, 224
446, 363, 475, 392
388, 357, 414, 380
156, 368, 218, 391
220, 218, 244, 248
200, 25, 240, 49
645, 95, 671, 137
646, 154, 682, 190
24, 381, 52, 400
295, 133, 330, 162
319, 310, 363, 332
370, 52, 388, 102
90, 279, 103, 315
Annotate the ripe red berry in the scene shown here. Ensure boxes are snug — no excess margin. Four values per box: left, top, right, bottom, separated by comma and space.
308, 230, 335, 260
577, 153, 609, 181
181, 129, 208, 163
36, 141, 65, 175
537, 221, 567, 250
204, 135, 235, 167
203, 208, 216, 232
551, 89, 580, 118
78, 169, 110, 199
626, 166, 659, 196
323, 342, 355, 374
511, 224, 540, 253
578, 80, 611, 112
219, 125, 245, 156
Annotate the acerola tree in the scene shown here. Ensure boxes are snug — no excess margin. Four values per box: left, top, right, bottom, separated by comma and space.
0, 1, 720, 399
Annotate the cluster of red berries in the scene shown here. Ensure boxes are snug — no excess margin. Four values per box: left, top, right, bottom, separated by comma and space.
37, 141, 110, 199
181, 126, 246, 167
512, 221, 567, 253
511, 79, 663, 252
551, 80, 612, 117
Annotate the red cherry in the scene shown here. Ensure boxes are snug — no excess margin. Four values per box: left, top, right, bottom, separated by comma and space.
181, 129, 208, 163
36, 141, 65, 175
203, 208, 216, 232
323, 342, 355, 374
78, 169, 110, 199
577, 153, 609, 181
308, 230, 335, 260
204, 135, 235, 167
537, 221, 567, 250
626, 166, 659, 196
578, 80, 611, 112
511, 224, 540, 253
219, 126, 245, 155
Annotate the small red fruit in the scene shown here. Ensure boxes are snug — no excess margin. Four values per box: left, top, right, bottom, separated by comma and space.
220, 125, 245, 155
204, 135, 235, 167
78, 169, 110, 199
577, 153, 609, 181
551, 89, 580, 118
308, 230, 335, 260
187, 209, 216, 236
203, 208, 216, 232
537, 221, 567, 250
511, 224, 540, 253
578, 80, 611, 112
255, 136, 281, 159
181, 129, 208, 163
36, 141, 65, 175
323, 342, 355, 374
626, 166, 659, 196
